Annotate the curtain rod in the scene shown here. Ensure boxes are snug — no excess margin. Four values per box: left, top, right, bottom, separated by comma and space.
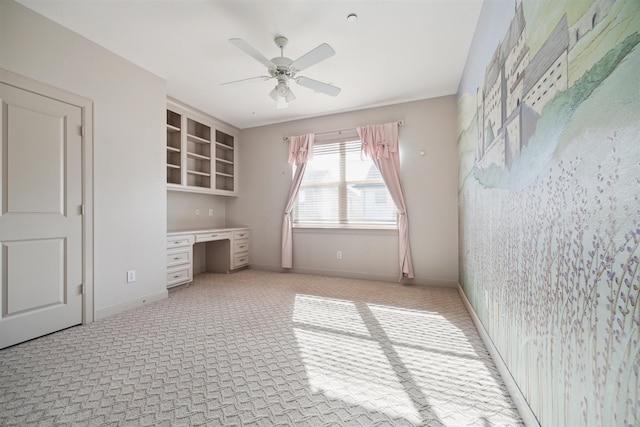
282, 120, 404, 141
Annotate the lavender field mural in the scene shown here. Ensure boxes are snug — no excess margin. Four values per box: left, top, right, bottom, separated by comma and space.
457, 0, 639, 425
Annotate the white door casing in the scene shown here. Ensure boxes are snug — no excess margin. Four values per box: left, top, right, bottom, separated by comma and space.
0, 70, 93, 349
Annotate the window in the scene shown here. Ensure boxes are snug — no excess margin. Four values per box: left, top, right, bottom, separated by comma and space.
293, 139, 397, 228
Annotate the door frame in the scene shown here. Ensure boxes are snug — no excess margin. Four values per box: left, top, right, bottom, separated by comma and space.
1, 68, 94, 324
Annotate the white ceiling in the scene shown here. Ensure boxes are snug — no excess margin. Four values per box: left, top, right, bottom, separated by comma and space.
17, 0, 484, 129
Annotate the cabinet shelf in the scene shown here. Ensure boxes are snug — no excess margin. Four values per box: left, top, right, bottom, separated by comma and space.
187, 170, 211, 177
216, 172, 234, 178
167, 163, 180, 169
187, 152, 210, 161
187, 133, 210, 144
167, 146, 180, 153
216, 158, 233, 165
167, 124, 180, 133
215, 142, 233, 150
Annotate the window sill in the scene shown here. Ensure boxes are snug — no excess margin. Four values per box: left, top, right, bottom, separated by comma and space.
293, 224, 398, 233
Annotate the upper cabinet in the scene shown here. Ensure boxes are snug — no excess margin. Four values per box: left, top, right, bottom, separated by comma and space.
166, 99, 238, 196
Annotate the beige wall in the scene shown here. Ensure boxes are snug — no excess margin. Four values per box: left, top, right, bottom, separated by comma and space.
0, 0, 168, 314
167, 191, 227, 231
228, 97, 459, 285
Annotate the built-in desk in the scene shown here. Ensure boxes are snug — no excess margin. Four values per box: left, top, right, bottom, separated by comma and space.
166, 227, 250, 288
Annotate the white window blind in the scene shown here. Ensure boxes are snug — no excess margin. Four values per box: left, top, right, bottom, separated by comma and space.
293, 138, 397, 228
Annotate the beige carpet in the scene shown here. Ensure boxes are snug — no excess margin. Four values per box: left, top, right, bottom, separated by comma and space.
0, 270, 523, 426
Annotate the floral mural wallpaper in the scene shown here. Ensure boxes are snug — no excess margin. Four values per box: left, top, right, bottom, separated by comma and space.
456, 0, 639, 425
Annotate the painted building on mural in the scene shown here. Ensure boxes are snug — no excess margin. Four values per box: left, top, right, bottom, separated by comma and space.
569, 0, 616, 48
523, 16, 569, 115
476, 0, 614, 170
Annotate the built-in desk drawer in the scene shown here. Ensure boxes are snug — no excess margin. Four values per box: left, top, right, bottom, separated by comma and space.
233, 239, 250, 254
233, 230, 250, 240
167, 249, 191, 268
167, 266, 192, 287
167, 235, 193, 248
195, 232, 231, 243
232, 253, 249, 270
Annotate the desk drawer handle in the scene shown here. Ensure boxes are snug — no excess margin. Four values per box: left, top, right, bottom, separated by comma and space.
172, 241, 182, 245
208, 234, 217, 238
173, 256, 181, 260
173, 274, 182, 279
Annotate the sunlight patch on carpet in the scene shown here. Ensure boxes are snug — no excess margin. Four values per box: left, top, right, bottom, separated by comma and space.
293, 328, 420, 424
293, 294, 370, 337
368, 304, 478, 356
395, 345, 522, 425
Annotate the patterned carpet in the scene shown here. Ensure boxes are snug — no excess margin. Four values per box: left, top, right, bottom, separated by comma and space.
0, 270, 523, 426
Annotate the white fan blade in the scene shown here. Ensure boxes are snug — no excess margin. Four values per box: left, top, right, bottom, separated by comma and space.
221, 76, 272, 87
229, 38, 275, 68
296, 76, 341, 97
291, 43, 335, 72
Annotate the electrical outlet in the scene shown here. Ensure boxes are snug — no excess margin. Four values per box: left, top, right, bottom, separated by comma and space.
337, 250, 342, 260
127, 270, 136, 283
209, 208, 214, 216
195, 208, 200, 216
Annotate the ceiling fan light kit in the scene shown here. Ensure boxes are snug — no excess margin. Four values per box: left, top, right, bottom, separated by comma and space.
269, 79, 295, 109
223, 36, 340, 109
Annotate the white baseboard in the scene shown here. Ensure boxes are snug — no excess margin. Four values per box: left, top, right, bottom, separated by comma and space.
457, 284, 540, 427
95, 289, 168, 321
293, 266, 398, 283
249, 263, 457, 287
407, 277, 458, 288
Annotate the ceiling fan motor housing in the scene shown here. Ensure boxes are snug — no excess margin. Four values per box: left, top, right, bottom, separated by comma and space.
270, 57, 295, 77
224, 36, 340, 106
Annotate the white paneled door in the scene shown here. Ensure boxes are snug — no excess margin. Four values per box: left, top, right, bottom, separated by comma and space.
0, 83, 84, 349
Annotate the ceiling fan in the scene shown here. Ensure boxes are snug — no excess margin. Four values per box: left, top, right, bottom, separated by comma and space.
222, 36, 341, 109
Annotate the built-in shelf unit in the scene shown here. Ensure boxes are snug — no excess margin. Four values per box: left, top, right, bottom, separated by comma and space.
166, 99, 238, 196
